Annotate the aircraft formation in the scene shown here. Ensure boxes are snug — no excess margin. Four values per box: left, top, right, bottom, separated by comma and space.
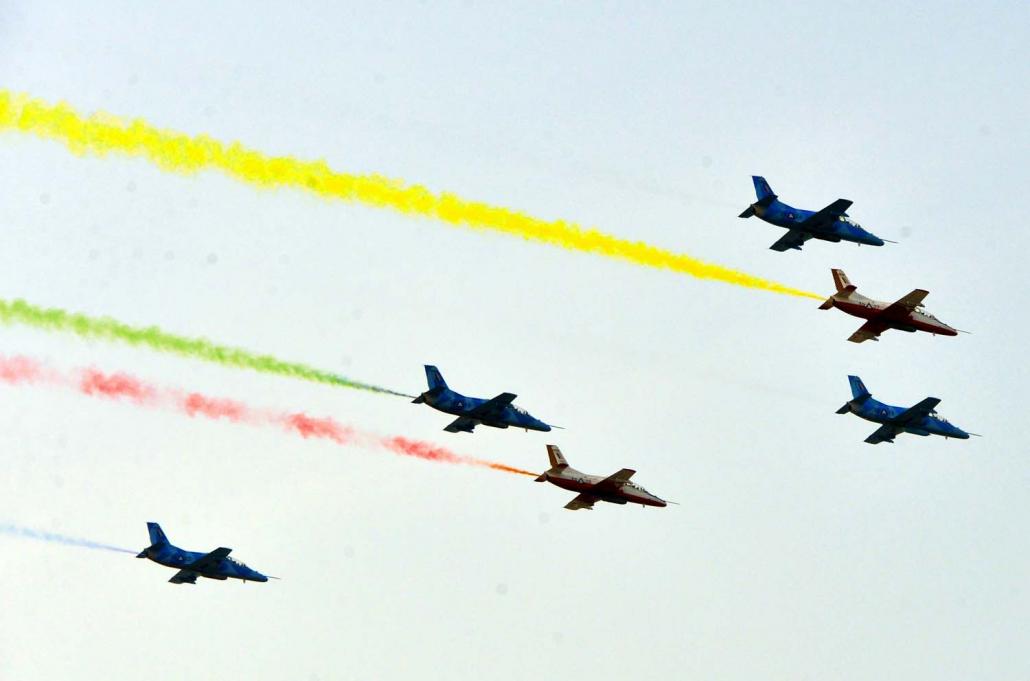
18, 173, 978, 585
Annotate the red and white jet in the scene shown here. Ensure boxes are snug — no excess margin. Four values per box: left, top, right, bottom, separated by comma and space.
819, 269, 961, 343
535, 445, 669, 510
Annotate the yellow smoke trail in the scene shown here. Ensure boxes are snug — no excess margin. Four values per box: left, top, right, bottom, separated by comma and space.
0, 90, 821, 299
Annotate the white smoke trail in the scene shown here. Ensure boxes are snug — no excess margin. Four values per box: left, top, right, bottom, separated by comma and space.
0, 523, 135, 554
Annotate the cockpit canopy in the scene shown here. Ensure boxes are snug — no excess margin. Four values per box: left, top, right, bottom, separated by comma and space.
838, 215, 860, 227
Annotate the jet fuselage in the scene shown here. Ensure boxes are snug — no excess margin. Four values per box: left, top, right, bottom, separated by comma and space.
753, 200, 885, 246
419, 387, 552, 432
539, 467, 667, 507
845, 396, 970, 439
139, 543, 269, 582
828, 290, 958, 336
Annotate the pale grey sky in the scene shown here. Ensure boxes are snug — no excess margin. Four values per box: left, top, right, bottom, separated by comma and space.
0, 2, 1027, 679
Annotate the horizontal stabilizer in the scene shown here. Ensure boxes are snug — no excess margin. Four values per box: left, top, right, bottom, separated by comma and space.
738, 206, 755, 218
835, 403, 851, 414
411, 395, 425, 404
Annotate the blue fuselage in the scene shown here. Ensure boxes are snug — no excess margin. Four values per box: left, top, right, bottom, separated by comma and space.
755, 200, 885, 246
422, 388, 551, 431
142, 543, 269, 582
850, 397, 970, 439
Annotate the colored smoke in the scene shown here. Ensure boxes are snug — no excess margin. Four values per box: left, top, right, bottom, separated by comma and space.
0, 523, 135, 554
0, 354, 529, 477
0, 297, 410, 397
0, 90, 821, 300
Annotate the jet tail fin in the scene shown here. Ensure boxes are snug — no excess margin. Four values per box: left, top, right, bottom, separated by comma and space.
424, 365, 448, 391
848, 375, 871, 401
546, 444, 568, 469
831, 269, 855, 293
147, 522, 169, 547
752, 176, 776, 201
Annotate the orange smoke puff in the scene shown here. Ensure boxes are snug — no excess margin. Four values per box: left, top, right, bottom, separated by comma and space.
482, 462, 537, 477
182, 392, 250, 422
79, 369, 156, 403
0, 355, 42, 384
284, 413, 353, 444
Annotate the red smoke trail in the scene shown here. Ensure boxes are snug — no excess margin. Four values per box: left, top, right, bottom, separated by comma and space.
382, 436, 536, 478
283, 413, 353, 445
0, 355, 43, 383
0, 355, 535, 477
80, 369, 156, 403
182, 392, 250, 422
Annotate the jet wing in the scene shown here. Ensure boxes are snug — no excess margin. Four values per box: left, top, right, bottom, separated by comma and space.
769, 229, 812, 252
864, 424, 898, 444
590, 468, 637, 495
800, 198, 853, 229
467, 392, 518, 421
892, 397, 941, 425
848, 320, 890, 343
564, 493, 599, 511
882, 289, 930, 317
169, 569, 199, 584
444, 416, 478, 433
185, 547, 232, 571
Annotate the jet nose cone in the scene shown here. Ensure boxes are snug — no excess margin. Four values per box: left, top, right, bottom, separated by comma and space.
869, 236, 885, 246
253, 574, 269, 582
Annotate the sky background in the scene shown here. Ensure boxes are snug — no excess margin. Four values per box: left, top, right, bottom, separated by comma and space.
0, 2, 1027, 679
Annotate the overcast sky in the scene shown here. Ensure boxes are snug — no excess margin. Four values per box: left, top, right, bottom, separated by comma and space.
0, 2, 1027, 679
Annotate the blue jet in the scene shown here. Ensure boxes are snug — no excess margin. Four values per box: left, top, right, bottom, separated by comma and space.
837, 376, 976, 445
412, 365, 554, 433
136, 522, 274, 585
738, 176, 889, 251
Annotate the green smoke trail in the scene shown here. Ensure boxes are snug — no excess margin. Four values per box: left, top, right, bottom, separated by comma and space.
0, 298, 410, 397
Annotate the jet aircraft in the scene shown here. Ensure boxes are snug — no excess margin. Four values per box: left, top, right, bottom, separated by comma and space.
837, 376, 975, 444
819, 269, 961, 343
412, 365, 553, 433
136, 522, 273, 584
535, 445, 669, 510
738, 176, 888, 251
